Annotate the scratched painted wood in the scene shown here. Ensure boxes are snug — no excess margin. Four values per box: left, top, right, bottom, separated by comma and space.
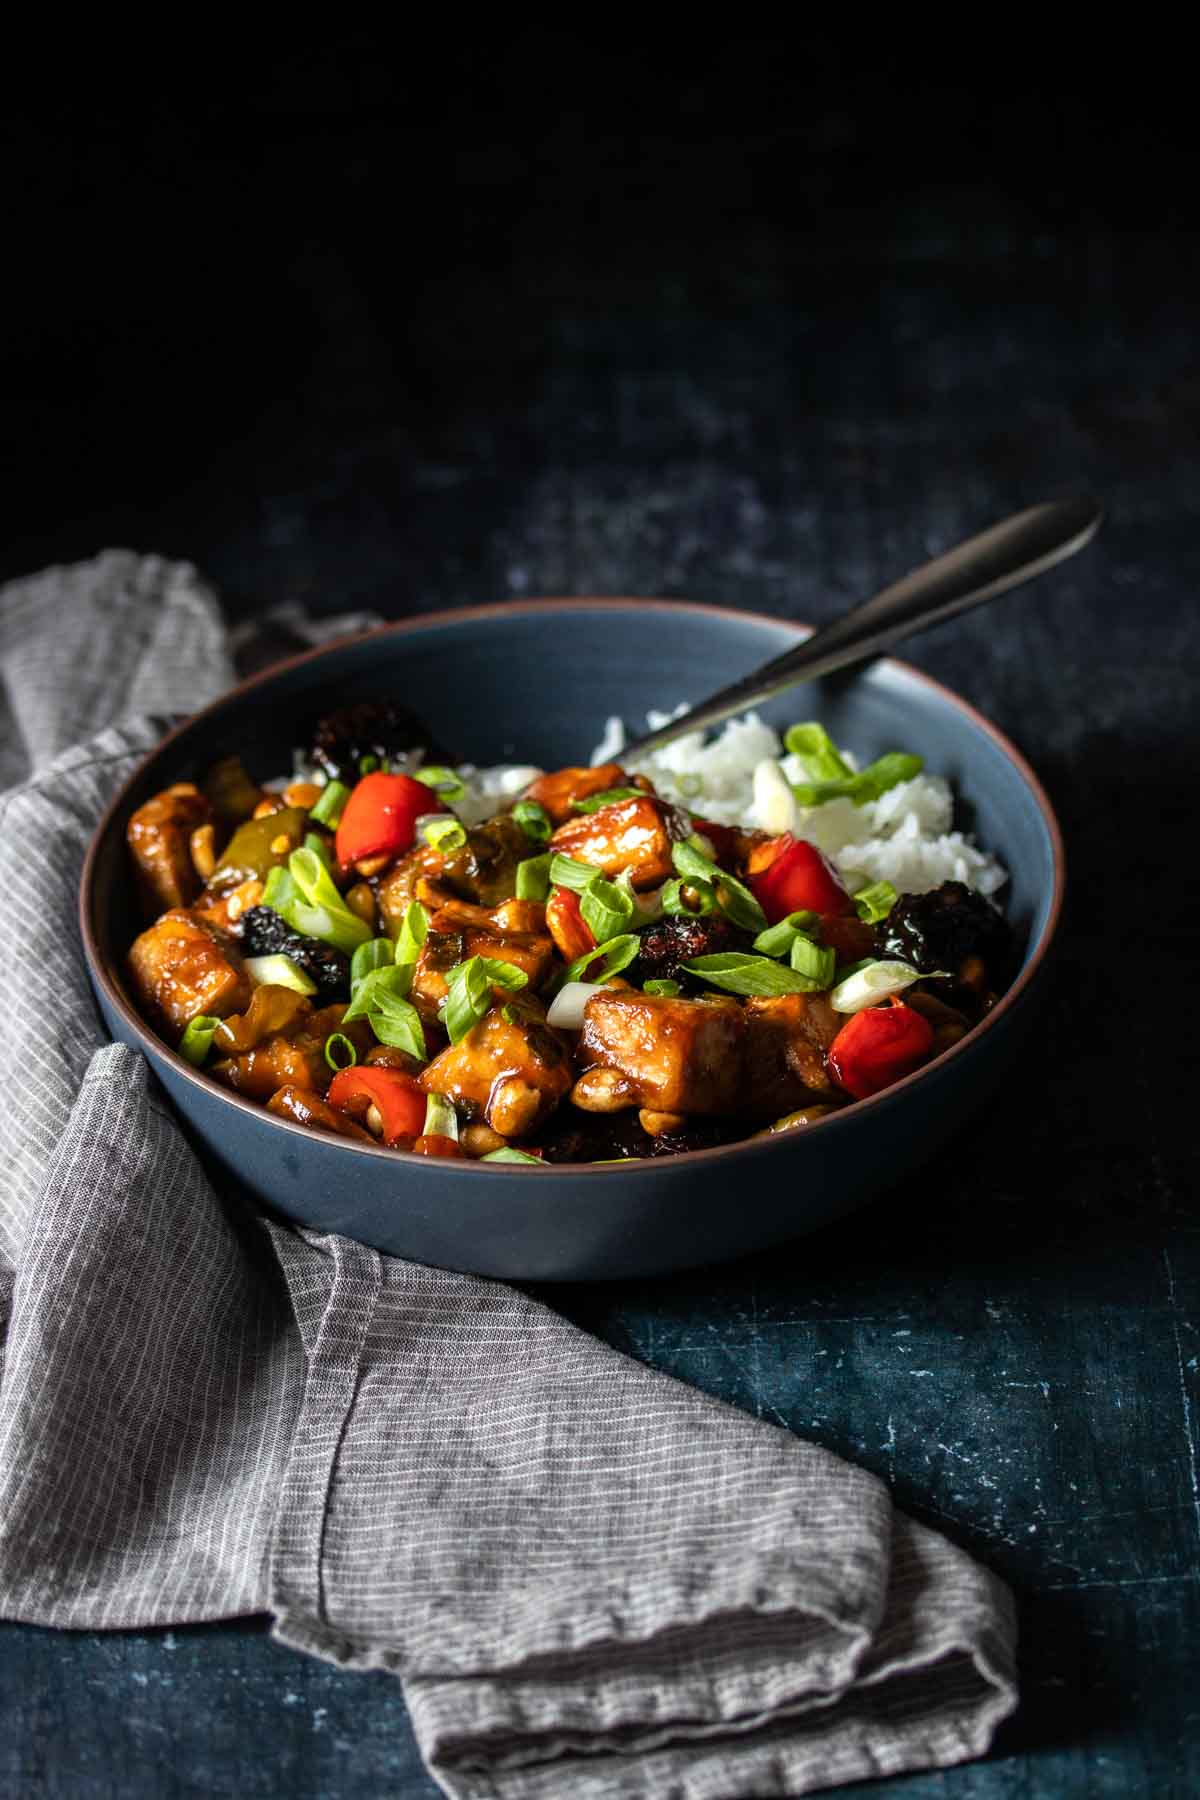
3, 46, 1198, 1799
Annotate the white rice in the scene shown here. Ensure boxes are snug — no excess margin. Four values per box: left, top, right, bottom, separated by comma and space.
582, 709, 1007, 899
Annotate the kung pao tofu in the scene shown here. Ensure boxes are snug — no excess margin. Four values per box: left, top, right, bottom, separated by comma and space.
125, 702, 1014, 1163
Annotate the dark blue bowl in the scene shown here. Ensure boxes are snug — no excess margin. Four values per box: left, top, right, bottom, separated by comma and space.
81, 600, 1063, 1280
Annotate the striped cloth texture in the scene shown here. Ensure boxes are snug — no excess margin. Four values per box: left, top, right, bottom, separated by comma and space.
0, 552, 1018, 1798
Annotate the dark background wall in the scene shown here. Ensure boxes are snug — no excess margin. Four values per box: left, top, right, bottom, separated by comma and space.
4, 32, 1196, 614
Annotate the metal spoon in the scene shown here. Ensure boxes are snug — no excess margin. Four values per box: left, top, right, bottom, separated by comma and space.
619, 495, 1103, 759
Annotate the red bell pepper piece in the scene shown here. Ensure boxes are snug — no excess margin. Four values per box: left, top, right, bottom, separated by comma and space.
750, 835, 851, 922
545, 886, 595, 961
335, 772, 446, 866
827, 999, 935, 1100
327, 1065, 428, 1145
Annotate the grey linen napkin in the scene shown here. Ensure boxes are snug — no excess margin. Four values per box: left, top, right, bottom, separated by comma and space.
0, 552, 1018, 1798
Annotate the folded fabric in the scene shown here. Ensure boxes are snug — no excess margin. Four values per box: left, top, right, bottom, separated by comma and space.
0, 552, 1017, 1798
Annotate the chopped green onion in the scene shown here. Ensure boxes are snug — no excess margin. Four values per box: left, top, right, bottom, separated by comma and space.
784, 721, 853, 782
549, 852, 601, 894
643, 978, 681, 998
661, 876, 717, 916
276, 847, 372, 953
753, 910, 821, 957
480, 1147, 543, 1164
260, 864, 296, 913
394, 899, 429, 967
343, 967, 427, 1058
791, 752, 924, 809
420, 814, 467, 852
351, 936, 394, 994
358, 754, 380, 776
178, 1015, 219, 1066
571, 787, 642, 813
830, 959, 929, 1014
580, 874, 635, 943
835, 957, 876, 981
324, 1032, 358, 1072
675, 772, 703, 798
789, 935, 837, 991
854, 879, 898, 924
511, 799, 552, 842
515, 852, 553, 901
415, 765, 467, 804
243, 953, 318, 996
303, 831, 334, 869
308, 779, 350, 828
680, 952, 820, 997
440, 956, 529, 1044
672, 837, 718, 884
422, 1092, 459, 1140
561, 933, 640, 985
672, 837, 766, 933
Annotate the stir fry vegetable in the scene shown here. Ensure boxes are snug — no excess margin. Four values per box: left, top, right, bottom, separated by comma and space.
125, 698, 1013, 1163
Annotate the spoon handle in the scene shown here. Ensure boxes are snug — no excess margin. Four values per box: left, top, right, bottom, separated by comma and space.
620, 495, 1103, 759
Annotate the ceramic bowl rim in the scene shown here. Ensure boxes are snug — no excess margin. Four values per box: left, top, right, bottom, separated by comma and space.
80, 597, 1066, 1178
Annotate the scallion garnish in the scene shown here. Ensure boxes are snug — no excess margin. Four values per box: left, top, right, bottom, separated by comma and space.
661, 876, 717, 917
854, 880, 898, 924
561, 932, 640, 986
308, 779, 350, 828
178, 1015, 219, 1066
680, 952, 823, 997
784, 721, 853, 782
579, 874, 635, 943
788, 935, 837, 992
829, 959, 930, 1014
394, 899, 429, 970
511, 799, 552, 842
439, 956, 529, 1044
303, 831, 334, 870
752, 910, 821, 957
515, 852, 553, 901
324, 1032, 358, 1072
422, 1092, 459, 1141
548, 852, 601, 894
791, 752, 923, 809
358, 754, 380, 776
244, 953, 319, 996
642, 978, 681, 998
570, 787, 642, 813
415, 765, 467, 804
343, 968, 427, 1059
351, 936, 394, 995
670, 838, 766, 932
420, 814, 467, 853
267, 847, 372, 954
481, 1147, 543, 1164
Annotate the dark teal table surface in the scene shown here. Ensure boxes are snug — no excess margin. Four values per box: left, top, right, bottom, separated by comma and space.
2, 38, 1197, 1798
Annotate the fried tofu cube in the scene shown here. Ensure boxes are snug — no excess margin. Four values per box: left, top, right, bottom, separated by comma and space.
741, 993, 841, 1111
578, 990, 744, 1114
420, 1000, 572, 1137
127, 908, 251, 1034
409, 914, 557, 1011
522, 762, 628, 826
127, 782, 212, 912
549, 795, 687, 889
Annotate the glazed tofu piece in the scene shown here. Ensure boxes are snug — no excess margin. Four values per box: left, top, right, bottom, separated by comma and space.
127, 782, 212, 912
409, 902, 556, 1010
127, 908, 251, 1034
212, 1003, 372, 1102
741, 993, 841, 1111
549, 795, 687, 889
579, 990, 744, 1114
521, 762, 628, 826
420, 1000, 572, 1137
